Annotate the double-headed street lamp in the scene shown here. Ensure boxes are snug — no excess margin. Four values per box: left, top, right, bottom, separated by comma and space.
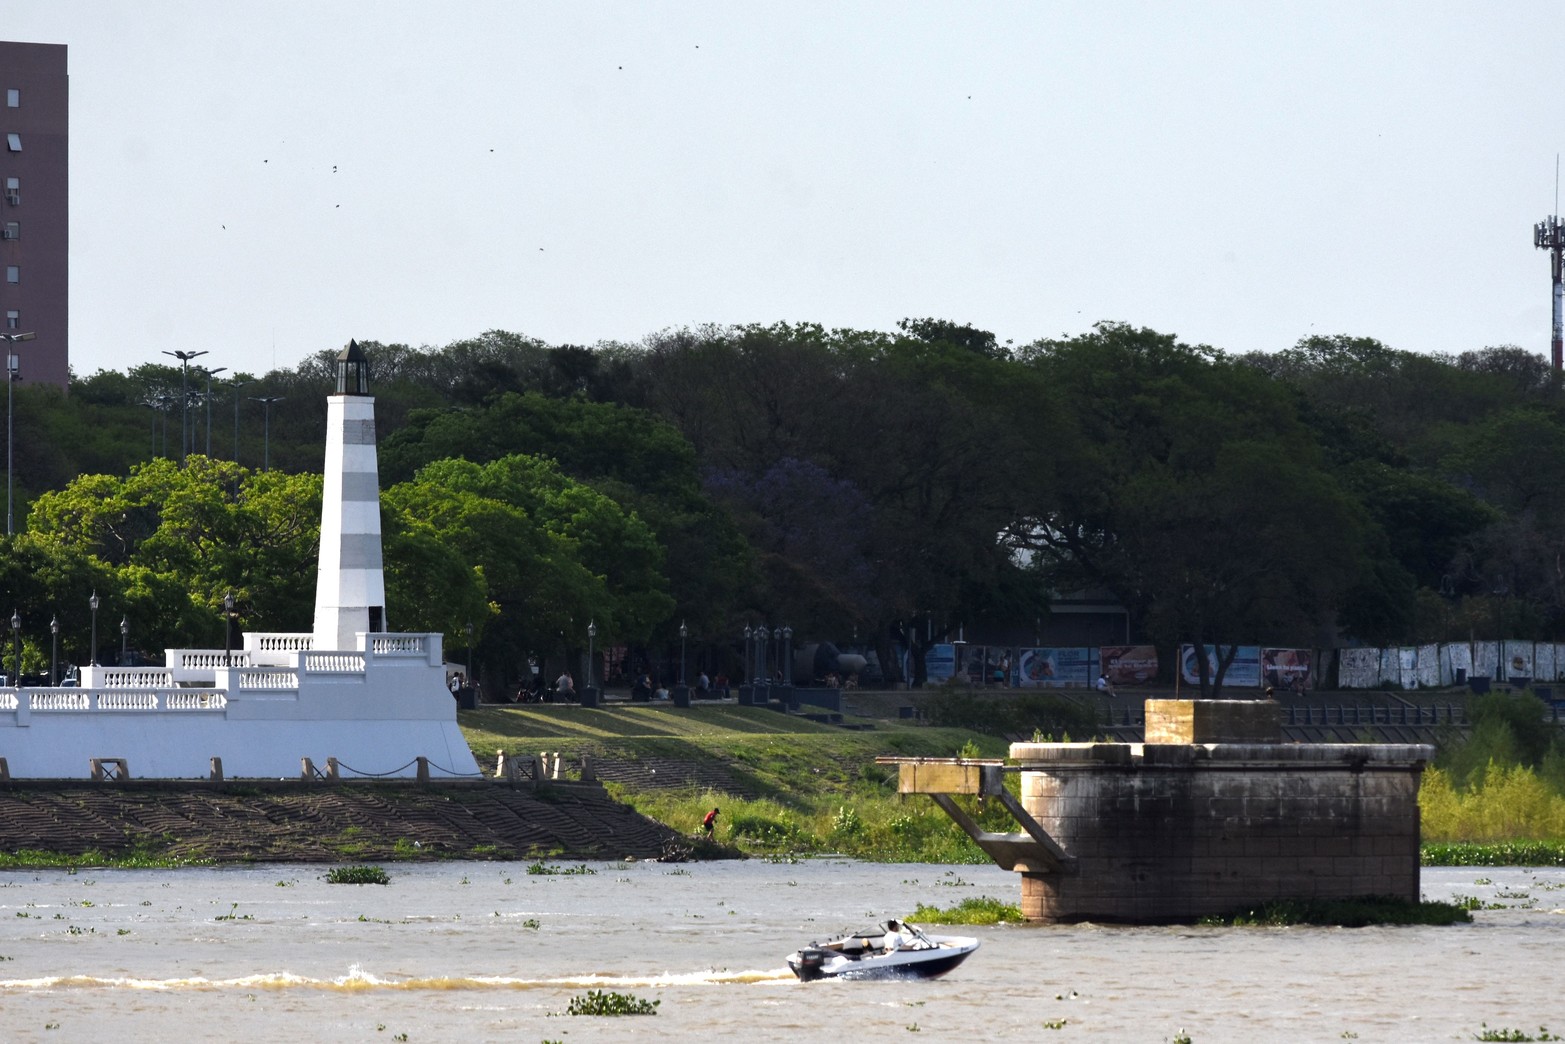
200, 366, 227, 457
49, 614, 58, 686
161, 349, 209, 462
250, 395, 285, 471
88, 591, 99, 666
120, 616, 129, 664
1, 331, 36, 536
586, 620, 598, 695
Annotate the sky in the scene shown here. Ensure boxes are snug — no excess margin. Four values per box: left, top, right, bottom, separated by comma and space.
8, 1, 1565, 378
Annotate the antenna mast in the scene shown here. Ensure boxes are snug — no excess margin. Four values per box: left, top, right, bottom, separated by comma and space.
1537, 158, 1565, 371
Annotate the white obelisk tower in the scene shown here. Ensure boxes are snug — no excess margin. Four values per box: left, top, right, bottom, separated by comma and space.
313, 341, 387, 649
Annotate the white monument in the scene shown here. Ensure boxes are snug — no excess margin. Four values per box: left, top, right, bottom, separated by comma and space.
0, 342, 482, 780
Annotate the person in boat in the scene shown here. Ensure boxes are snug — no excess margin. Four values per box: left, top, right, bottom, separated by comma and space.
881, 919, 910, 951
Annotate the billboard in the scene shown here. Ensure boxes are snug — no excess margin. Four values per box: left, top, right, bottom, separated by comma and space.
1099, 645, 1159, 686
1260, 648, 1312, 692
1179, 644, 1262, 689
1017, 647, 1094, 687
925, 644, 957, 684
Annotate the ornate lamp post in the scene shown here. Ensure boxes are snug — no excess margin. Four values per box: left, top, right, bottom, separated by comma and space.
586, 620, 597, 695
88, 591, 99, 667
49, 614, 58, 686
120, 616, 129, 664
223, 590, 236, 667
783, 626, 794, 684
161, 349, 209, 462
679, 620, 688, 685
464, 621, 475, 691
9, 608, 18, 686
743, 626, 753, 687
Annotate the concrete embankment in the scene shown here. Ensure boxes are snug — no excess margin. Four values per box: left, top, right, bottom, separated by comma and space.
0, 780, 687, 863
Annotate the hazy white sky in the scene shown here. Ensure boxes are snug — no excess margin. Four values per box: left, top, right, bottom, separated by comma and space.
9, 1, 1565, 377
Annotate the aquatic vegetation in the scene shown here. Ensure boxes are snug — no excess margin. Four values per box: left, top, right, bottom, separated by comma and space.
1473, 1026, 1562, 1042
1199, 896, 1471, 927
324, 865, 390, 885
565, 989, 659, 1016
908, 895, 1025, 925
1422, 841, 1565, 867
525, 862, 597, 876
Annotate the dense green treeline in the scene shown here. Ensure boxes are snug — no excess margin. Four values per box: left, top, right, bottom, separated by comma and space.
7, 321, 1563, 694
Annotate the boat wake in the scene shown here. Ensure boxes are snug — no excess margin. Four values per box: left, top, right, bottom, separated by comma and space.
0, 963, 795, 992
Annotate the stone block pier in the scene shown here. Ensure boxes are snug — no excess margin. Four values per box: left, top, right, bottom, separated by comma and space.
886, 699, 1432, 923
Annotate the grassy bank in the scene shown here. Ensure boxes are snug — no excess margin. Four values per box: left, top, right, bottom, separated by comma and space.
459, 704, 1018, 862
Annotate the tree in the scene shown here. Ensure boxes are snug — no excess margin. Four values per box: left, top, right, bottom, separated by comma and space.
1018, 323, 1372, 695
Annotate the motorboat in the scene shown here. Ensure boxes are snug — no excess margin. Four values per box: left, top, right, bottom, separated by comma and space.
787, 921, 979, 981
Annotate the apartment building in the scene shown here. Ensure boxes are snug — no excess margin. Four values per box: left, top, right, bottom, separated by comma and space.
0, 42, 67, 389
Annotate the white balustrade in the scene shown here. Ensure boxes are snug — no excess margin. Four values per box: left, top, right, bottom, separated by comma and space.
371, 634, 428, 656
166, 691, 227, 711
238, 670, 301, 691
98, 692, 160, 711
100, 669, 173, 689
30, 692, 91, 711
303, 653, 366, 674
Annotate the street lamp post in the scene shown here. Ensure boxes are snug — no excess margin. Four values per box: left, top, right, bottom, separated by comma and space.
88, 591, 99, 666
120, 616, 129, 665
201, 366, 227, 457
9, 608, 19, 686
161, 350, 209, 462
586, 620, 597, 696
679, 620, 688, 685
783, 626, 793, 685
231, 380, 251, 462
464, 621, 474, 692
49, 613, 58, 686
743, 626, 752, 688
1, 331, 35, 536
250, 396, 285, 471
223, 590, 235, 667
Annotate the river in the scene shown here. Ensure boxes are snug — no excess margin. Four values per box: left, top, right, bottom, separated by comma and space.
0, 860, 1559, 1042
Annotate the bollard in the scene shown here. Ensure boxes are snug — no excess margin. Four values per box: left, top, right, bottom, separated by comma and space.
552, 751, 562, 780
209, 756, 224, 783
495, 750, 507, 779
0, 756, 7, 780
301, 757, 316, 781
326, 757, 341, 782
580, 753, 595, 782
416, 756, 430, 784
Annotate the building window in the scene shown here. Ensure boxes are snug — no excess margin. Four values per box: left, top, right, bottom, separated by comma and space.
4, 267, 15, 285
4, 90, 16, 108
3, 177, 15, 206
4, 311, 17, 330
4, 134, 18, 152
2, 222, 15, 240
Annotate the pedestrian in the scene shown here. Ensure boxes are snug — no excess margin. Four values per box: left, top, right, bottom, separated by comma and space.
696, 670, 710, 698
555, 670, 575, 702
1096, 672, 1116, 698
701, 806, 719, 839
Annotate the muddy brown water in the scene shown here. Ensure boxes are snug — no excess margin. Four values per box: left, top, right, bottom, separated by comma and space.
0, 860, 1559, 1042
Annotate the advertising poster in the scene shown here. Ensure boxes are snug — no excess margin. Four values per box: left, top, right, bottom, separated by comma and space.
924, 644, 957, 684
1018, 647, 1093, 687
1099, 645, 1159, 686
1179, 644, 1262, 688
1261, 648, 1312, 692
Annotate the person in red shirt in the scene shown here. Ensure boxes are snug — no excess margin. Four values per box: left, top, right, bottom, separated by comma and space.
701, 807, 719, 838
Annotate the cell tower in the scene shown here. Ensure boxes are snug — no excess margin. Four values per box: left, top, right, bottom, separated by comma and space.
1538, 214, 1564, 371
